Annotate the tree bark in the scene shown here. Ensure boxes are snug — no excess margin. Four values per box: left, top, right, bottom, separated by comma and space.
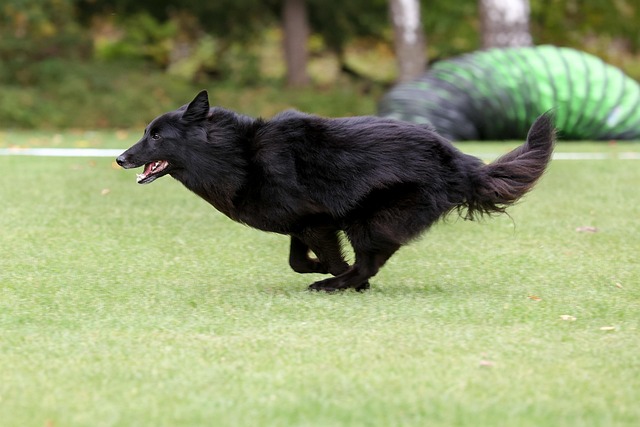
389, 0, 427, 82
479, 0, 532, 48
282, 0, 310, 87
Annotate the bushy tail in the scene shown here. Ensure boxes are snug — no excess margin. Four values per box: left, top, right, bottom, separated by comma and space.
464, 112, 556, 220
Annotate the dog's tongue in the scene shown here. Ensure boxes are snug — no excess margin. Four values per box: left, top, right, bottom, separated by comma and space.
136, 162, 154, 183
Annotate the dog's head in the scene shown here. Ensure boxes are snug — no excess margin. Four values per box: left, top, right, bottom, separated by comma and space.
116, 90, 210, 184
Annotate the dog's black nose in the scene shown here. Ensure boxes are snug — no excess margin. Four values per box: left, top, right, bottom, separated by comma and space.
116, 155, 127, 167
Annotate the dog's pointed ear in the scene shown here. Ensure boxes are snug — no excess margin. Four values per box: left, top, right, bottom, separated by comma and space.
182, 90, 210, 123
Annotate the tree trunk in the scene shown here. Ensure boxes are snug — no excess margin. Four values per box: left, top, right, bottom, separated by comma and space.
282, 0, 310, 87
389, 0, 427, 82
479, 0, 532, 48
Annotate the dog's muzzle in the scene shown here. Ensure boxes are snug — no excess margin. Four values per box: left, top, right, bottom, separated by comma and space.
116, 154, 134, 169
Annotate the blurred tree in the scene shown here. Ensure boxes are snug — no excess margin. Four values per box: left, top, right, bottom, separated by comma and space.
530, 0, 639, 53
307, 0, 389, 76
420, 0, 479, 60
0, 0, 89, 84
479, 0, 532, 48
77, 0, 275, 40
78, 0, 278, 82
5, 0, 640, 87
282, 0, 310, 86
389, 0, 426, 81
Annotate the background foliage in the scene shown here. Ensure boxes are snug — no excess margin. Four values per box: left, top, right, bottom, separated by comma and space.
0, 0, 639, 128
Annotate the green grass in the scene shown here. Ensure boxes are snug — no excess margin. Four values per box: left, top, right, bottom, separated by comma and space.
1, 138, 639, 426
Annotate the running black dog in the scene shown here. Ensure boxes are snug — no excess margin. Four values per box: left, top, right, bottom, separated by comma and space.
117, 91, 554, 291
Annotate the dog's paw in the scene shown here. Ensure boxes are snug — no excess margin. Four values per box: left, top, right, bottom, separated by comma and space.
308, 280, 370, 293
308, 282, 341, 293
354, 281, 370, 292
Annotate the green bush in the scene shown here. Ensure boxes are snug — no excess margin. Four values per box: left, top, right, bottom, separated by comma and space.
0, 59, 381, 129
0, 0, 90, 86
94, 13, 176, 66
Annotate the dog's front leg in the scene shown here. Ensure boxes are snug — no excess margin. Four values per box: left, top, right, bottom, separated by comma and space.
289, 228, 349, 276
288, 236, 328, 274
308, 222, 402, 292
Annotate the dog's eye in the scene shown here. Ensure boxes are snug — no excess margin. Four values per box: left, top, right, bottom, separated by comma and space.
151, 133, 161, 140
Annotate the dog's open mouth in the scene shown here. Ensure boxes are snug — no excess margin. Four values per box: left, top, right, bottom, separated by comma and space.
136, 160, 169, 184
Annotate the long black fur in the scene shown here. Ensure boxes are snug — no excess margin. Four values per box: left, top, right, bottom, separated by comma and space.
117, 90, 555, 291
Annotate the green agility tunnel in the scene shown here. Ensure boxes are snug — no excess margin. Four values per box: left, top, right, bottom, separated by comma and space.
378, 45, 640, 141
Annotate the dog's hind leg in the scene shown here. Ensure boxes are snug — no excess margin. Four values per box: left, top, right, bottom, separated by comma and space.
308, 244, 400, 292
289, 228, 349, 276
308, 224, 401, 292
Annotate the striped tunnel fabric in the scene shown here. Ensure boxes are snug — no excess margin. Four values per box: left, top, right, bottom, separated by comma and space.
378, 45, 640, 141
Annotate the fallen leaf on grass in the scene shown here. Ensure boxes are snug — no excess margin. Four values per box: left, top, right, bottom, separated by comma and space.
576, 226, 598, 233
615, 282, 624, 289
101, 188, 111, 196
599, 326, 616, 331
74, 139, 91, 148
560, 314, 577, 321
527, 295, 542, 301
479, 360, 495, 368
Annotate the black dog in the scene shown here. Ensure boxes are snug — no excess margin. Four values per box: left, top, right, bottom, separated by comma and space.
117, 90, 554, 291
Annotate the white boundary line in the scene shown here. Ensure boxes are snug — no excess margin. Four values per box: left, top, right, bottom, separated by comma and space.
0, 148, 124, 157
0, 147, 639, 160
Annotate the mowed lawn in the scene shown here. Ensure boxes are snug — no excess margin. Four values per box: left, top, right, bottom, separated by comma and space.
1, 132, 639, 427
